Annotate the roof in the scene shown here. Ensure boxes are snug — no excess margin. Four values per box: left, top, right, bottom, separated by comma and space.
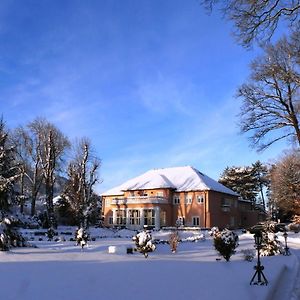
101, 166, 239, 197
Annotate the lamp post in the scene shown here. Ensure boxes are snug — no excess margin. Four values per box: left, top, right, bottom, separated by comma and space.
283, 231, 291, 256
250, 231, 268, 286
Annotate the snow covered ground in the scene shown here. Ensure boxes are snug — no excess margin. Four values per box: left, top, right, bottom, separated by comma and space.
1, 228, 300, 300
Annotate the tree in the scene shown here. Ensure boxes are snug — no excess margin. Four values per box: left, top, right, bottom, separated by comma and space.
29, 118, 70, 228
268, 149, 300, 220
212, 228, 239, 261
63, 138, 101, 229
0, 119, 20, 212
219, 165, 259, 203
11, 125, 44, 216
202, 0, 300, 47
238, 34, 300, 151
252, 161, 269, 210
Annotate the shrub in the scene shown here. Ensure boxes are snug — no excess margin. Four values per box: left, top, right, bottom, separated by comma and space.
75, 228, 89, 249
260, 232, 283, 256
213, 229, 239, 261
132, 228, 156, 258
169, 231, 179, 253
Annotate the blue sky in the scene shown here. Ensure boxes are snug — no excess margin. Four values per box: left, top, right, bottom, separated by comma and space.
0, 0, 289, 193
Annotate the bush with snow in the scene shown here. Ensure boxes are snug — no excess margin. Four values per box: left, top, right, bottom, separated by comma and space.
133, 229, 156, 258
75, 227, 89, 249
260, 232, 283, 256
254, 221, 284, 256
213, 229, 239, 261
0, 216, 27, 251
209, 226, 219, 237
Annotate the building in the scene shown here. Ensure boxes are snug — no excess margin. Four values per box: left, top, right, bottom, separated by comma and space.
101, 166, 263, 230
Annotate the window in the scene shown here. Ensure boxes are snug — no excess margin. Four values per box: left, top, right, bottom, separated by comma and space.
108, 216, 113, 225
116, 210, 126, 225
185, 195, 192, 204
173, 195, 180, 204
197, 195, 204, 204
192, 216, 200, 226
144, 209, 155, 226
105, 198, 110, 206
157, 191, 164, 197
129, 210, 140, 225
221, 198, 231, 207
160, 211, 166, 227
221, 198, 231, 212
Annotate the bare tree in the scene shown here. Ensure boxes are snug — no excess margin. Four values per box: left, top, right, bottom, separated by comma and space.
29, 118, 70, 228
268, 149, 300, 220
11, 126, 43, 216
63, 138, 101, 229
238, 34, 300, 151
202, 0, 300, 47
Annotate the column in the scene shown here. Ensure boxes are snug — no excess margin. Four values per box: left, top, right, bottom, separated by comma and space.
126, 209, 130, 228
155, 207, 160, 230
112, 209, 117, 226
139, 208, 145, 228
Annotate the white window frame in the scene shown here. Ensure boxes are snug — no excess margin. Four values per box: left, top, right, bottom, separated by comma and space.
197, 195, 204, 204
115, 209, 126, 225
129, 210, 140, 225
173, 195, 180, 205
144, 209, 155, 226
156, 191, 164, 197
185, 196, 192, 205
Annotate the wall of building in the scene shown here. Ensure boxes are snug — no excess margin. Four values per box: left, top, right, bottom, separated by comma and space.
102, 188, 263, 229
207, 191, 240, 229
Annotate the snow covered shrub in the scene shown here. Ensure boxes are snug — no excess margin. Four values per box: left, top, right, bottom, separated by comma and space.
241, 249, 255, 262
75, 228, 89, 249
132, 228, 156, 258
256, 222, 284, 256
0, 217, 27, 251
260, 232, 283, 256
169, 231, 179, 253
46, 227, 55, 241
209, 227, 219, 236
213, 229, 239, 261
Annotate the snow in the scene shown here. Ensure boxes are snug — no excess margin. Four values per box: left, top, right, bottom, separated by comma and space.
0, 227, 300, 300
102, 166, 238, 196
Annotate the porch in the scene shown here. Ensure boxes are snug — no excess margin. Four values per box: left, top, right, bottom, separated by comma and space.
111, 207, 166, 230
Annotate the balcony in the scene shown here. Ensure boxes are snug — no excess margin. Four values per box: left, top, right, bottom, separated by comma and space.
111, 196, 168, 205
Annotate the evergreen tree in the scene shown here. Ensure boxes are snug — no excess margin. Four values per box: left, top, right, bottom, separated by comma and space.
219, 165, 259, 203
0, 119, 20, 212
252, 161, 269, 210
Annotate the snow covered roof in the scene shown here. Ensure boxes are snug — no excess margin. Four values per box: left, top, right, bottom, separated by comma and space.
101, 166, 239, 196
